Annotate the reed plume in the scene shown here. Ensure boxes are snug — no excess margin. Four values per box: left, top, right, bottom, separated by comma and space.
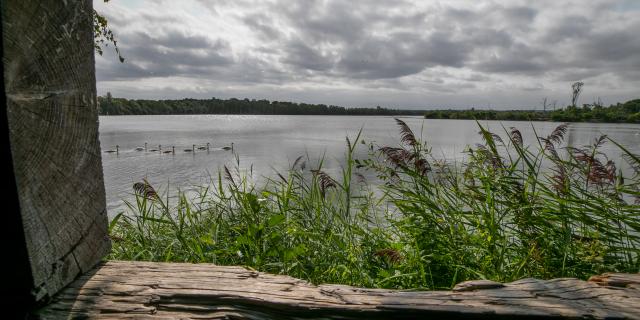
379, 146, 413, 167
479, 130, 504, 146
292, 155, 304, 170
374, 248, 403, 264
395, 118, 418, 147
133, 179, 157, 199
540, 137, 560, 161
548, 123, 568, 145
509, 127, 523, 147
414, 158, 431, 176
224, 165, 236, 187
311, 170, 337, 196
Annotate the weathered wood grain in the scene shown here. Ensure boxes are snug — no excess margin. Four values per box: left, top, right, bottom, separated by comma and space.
589, 273, 640, 288
3, 0, 110, 303
35, 261, 640, 319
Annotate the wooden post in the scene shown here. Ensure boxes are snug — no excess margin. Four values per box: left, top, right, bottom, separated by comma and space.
1, 4, 35, 315
2, 0, 110, 309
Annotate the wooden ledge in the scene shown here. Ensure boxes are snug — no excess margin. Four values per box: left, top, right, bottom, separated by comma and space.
35, 261, 640, 319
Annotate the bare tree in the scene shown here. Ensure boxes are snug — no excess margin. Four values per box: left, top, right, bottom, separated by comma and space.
571, 82, 584, 108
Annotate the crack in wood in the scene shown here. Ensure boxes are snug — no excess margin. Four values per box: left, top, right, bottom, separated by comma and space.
7, 91, 71, 101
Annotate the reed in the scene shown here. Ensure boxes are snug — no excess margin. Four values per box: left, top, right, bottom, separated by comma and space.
109, 121, 640, 290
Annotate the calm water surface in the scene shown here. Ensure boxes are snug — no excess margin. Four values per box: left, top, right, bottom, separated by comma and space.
99, 115, 640, 216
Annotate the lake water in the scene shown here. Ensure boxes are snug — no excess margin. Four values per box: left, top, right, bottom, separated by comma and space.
99, 115, 640, 216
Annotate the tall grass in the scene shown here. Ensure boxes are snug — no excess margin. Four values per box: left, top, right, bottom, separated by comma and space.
109, 121, 640, 289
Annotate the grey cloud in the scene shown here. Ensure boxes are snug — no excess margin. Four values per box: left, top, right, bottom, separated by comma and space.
475, 43, 549, 74
443, 5, 537, 30
149, 31, 223, 50
139, 12, 182, 24
554, 69, 603, 82
520, 83, 545, 91
281, 39, 335, 71
467, 28, 514, 48
423, 32, 473, 67
444, 8, 476, 21
543, 16, 592, 43
274, 1, 473, 78
466, 74, 492, 82
478, 58, 544, 74
242, 13, 282, 40
219, 57, 291, 85
502, 6, 538, 23
381, 12, 428, 29
278, 0, 367, 44
553, 20, 640, 81
96, 0, 640, 108
336, 32, 472, 79
97, 31, 233, 81
477, 54, 547, 75
580, 28, 640, 62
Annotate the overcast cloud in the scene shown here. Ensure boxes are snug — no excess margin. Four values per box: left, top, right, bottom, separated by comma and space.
94, 0, 640, 109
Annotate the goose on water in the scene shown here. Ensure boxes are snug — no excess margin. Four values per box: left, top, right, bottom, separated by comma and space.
197, 142, 210, 151
222, 142, 234, 151
184, 144, 195, 152
163, 146, 175, 154
135, 142, 147, 151
105, 145, 119, 153
149, 145, 161, 152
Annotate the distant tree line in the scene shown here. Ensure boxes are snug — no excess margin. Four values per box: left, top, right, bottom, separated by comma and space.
423, 99, 640, 123
97, 93, 639, 123
98, 93, 426, 116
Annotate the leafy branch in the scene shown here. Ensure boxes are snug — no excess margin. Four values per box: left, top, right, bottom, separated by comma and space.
93, 0, 124, 62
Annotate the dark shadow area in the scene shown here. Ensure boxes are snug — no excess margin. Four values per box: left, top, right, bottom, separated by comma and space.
0, 5, 36, 317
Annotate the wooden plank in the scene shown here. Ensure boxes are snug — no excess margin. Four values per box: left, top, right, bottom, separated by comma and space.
3, 0, 110, 303
34, 261, 640, 319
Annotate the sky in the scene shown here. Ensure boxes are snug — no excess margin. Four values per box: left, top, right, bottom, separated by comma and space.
94, 0, 640, 110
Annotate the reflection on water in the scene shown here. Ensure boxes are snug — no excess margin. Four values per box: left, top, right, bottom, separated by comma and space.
99, 115, 640, 216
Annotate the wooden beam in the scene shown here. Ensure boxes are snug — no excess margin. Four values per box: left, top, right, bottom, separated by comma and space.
35, 261, 640, 319
0, 3, 38, 315
2, 0, 110, 305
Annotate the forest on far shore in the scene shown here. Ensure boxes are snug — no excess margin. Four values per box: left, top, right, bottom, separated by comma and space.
98, 94, 639, 123
97, 94, 426, 116
424, 99, 640, 123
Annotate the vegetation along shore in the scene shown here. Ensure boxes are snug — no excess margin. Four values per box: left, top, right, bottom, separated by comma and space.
424, 98, 640, 123
98, 94, 425, 116
99, 94, 639, 123
109, 119, 640, 290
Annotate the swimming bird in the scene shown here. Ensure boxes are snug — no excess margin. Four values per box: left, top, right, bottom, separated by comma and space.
222, 142, 234, 151
163, 146, 175, 154
184, 144, 195, 152
105, 145, 119, 153
149, 144, 161, 152
135, 142, 148, 151
197, 142, 210, 151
